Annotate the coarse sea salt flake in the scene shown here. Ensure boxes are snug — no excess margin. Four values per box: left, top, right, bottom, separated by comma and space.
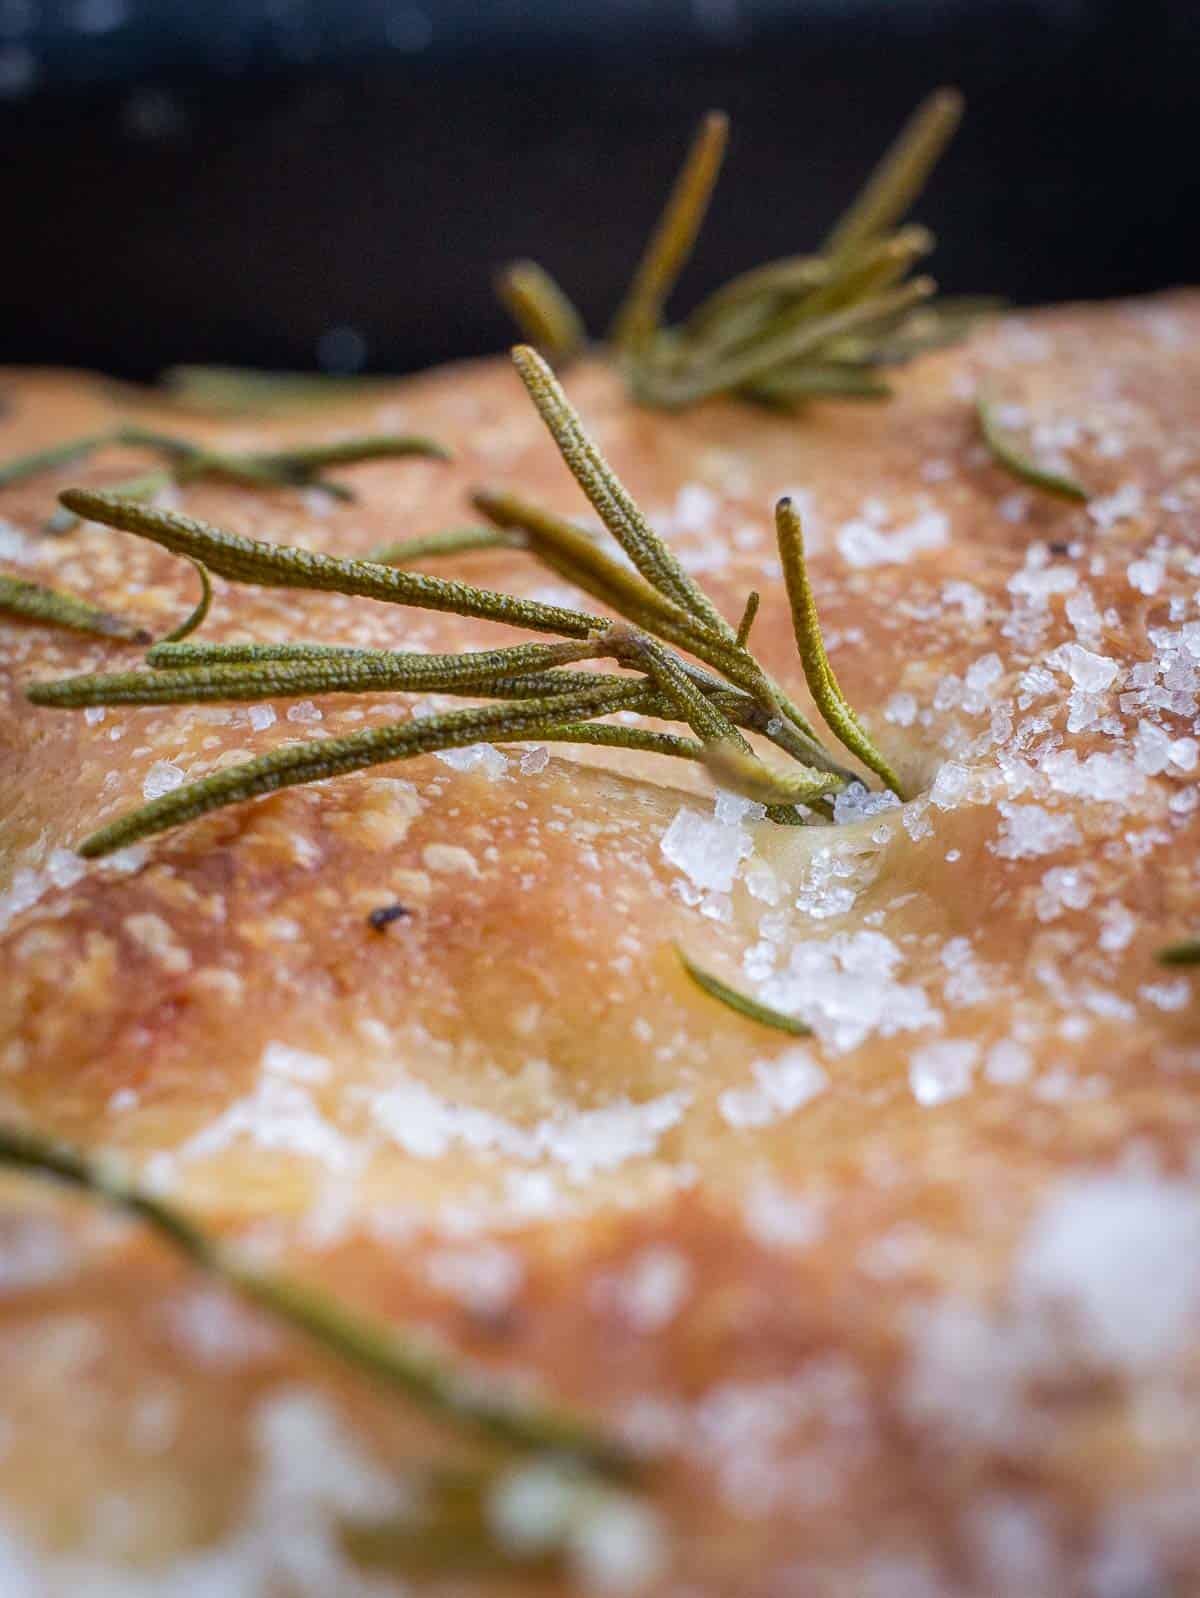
143, 759, 185, 801
661, 807, 750, 893
1016, 1174, 1200, 1367
1046, 642, 1119, 692
909, 1040, 978, 1106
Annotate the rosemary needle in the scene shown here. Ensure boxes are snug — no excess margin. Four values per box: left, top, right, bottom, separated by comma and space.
775, 496, 904, 795
58, 488, 605, 640
369, 526, 523, 565
610, 109, 729, 357
160, 557, 213, 645
0, 423, 450, 527
0, 1122, 633, 1472
0, 573, 150, 642
977, 392, 1089, 503
495, 260, 586, 368
675, 946, 812, 1036
1156, 941, 1200, 967
75, 683, 651, 857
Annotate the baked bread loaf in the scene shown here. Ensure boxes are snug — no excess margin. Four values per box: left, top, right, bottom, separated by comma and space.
2, 292, 1200, 1593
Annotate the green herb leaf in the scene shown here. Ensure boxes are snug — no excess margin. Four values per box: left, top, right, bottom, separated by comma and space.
674, 945, 812, 1035
496, 260, 587, 367
1156, 940, 1200, 967
775, 496, 904, 795
0, 573, 149, 642
977, 392, 1089, 503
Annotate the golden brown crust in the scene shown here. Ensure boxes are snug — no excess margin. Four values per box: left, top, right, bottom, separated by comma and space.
2, 295, 1200, 1592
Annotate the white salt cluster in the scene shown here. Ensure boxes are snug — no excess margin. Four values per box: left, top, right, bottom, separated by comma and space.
1045, 642, 1120, 693
365, 1077, 691, 1183
424, 1243, 524, 1317
908, 1040, 979, 1106
434, 741, 509, 778
0, 848, 87, 935
1087, 481, 1143, 527
837, 507, 948, 569
488, 1463, 668, 1595
1016, 1174, 1200, 1368
142, 759, 185, 801
602, 1245, 693, 1333
660, 805, 751, 896
719, 1047, 829, 1128
175, 1042, 357, 1174
993, 802, 1081, 860
756, 932, 939, 1055
742, 1177, 824, 1250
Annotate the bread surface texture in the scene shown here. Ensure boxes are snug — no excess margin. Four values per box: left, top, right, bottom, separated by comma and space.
2, 295, 1200, 1594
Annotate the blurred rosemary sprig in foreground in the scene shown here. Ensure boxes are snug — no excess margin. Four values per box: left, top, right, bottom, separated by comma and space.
498, 89, 994, 410
28, 345, 898, 857
0, 1121, 655, 1581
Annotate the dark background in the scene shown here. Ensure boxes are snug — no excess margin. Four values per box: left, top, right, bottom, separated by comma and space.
1, 0, 1196, 380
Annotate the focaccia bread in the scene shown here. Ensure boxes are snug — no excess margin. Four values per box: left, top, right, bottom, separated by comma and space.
2, 292, 1200, 1595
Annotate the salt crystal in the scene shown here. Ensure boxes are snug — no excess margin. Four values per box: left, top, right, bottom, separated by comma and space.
719, 1048, 828, 1128
1127, 555, 1165, 595
1088, 482, 1143, 528
985, 1040, 1032, 1084
929, 762, 970, 810
1134, 720, 1172, 775
885, 692, 917, 726
1169, 736, 1199, 773
993, 802, 1081, 859
909, 1040, 978, 1106
435, 742, 508, 778
142, 759, 185, 801
84, 705, 106, 726
1016, 1174, 1200, 1367
660, 806, 750, 894
1045, 642, 1119, 692
286, 700, 322, 723
247, 704, 276, 732
714, 789, 766, 826
836, 509, 948, 569
743, 1178, 824, 1250
520, 745, 550, 775
832, 781, 900, 825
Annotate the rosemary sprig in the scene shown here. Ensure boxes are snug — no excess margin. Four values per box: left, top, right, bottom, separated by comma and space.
160, 365, 397, 417
0, 423, 449, 532
0, 1121, 633, 1473
675, 947, 812, 1036
498, 91, 988, 412
31, 346, 896, 852
0, 572, 150, 642
977, 393, 1089, 503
